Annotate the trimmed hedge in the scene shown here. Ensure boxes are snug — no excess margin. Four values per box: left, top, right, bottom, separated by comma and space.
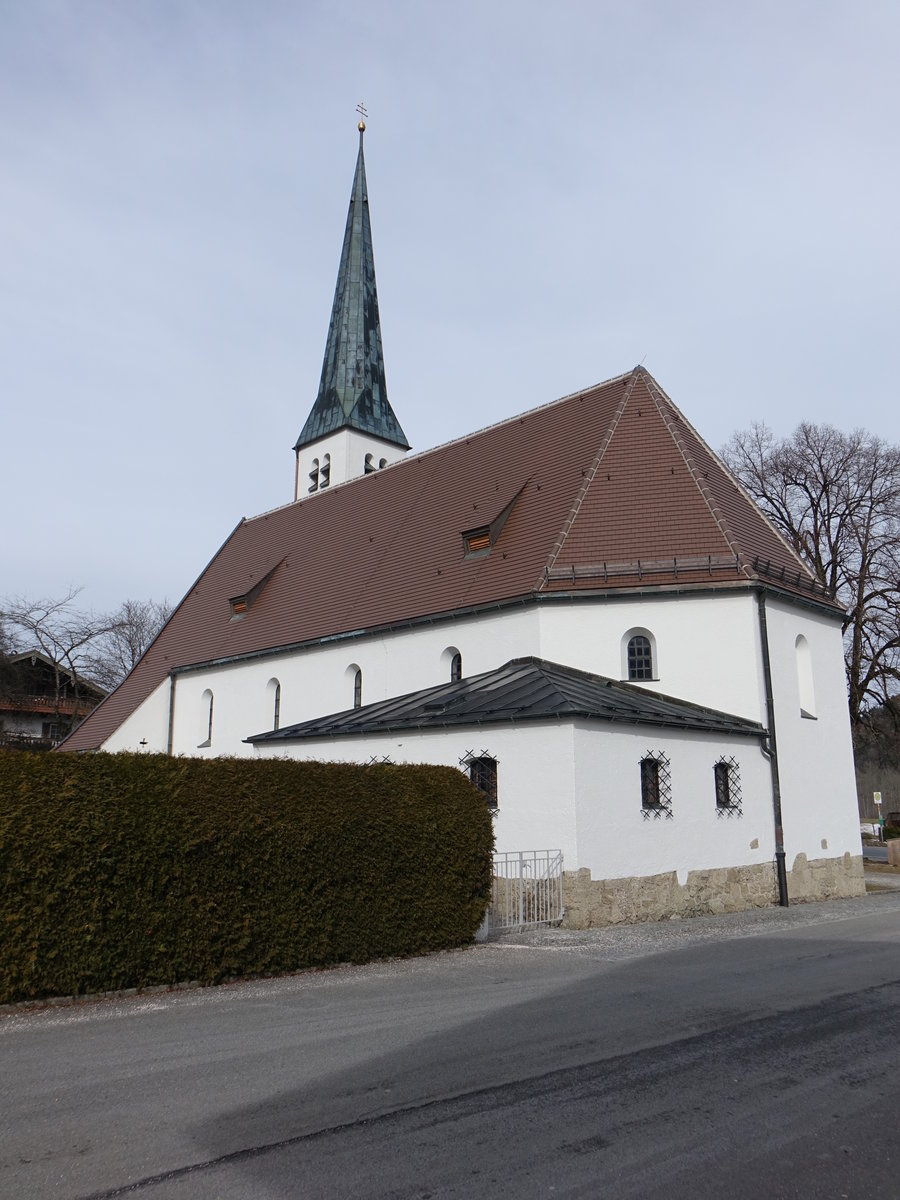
0, 752, 494, 1004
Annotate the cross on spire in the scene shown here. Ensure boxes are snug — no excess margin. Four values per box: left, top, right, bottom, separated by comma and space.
356, 101, 368, 132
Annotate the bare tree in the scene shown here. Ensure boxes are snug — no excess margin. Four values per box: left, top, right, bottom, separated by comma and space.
722, 422, 900, 729
88, 598, 172, 689
0, 589, 115, 735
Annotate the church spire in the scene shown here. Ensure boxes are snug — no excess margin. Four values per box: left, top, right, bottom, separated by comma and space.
293, 118, 410, 468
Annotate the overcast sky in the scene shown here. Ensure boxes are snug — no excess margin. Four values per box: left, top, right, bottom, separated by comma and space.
3, 1, 898, 617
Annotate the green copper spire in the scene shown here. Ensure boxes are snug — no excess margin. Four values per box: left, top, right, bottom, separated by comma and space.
294, 122, 409, 453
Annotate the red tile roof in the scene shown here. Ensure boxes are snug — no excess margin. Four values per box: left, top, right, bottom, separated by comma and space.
62, 367, 836, 751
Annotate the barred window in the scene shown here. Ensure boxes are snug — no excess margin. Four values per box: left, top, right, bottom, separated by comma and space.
461, 751, 498, 811
640, 751, 672, 819
714, 758, 742, 817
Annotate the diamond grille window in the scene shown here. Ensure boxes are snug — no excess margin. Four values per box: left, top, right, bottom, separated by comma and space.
460, 750, 499, 811
714, 757, 743, 818
640, 751, 672, 819
628, 635, 654, 681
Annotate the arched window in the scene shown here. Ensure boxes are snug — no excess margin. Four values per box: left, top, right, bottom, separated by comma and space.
378, 458, 388, 469
442, 646, 463, 683
308, 458, 319, 494
320, 453, 331, 489
364, 452, 376, 474
626, 634, 654, 681
267, 678, 281, 731
353, 667, 362, 709
795, 635, 816, 719
199, 689, 214, 747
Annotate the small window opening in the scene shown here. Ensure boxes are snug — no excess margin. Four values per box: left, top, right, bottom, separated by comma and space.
320, 453, 331, 489
450, 651, 462, 683
364, 453, 376, 474
379, 458, 388, 469
308, 458, 319, 494
640, 751, 672, 819
628, 635, 653, 681
353, 668, 362, 709
199, 690, 214, 748
714, 758, 743, 818
464, 754, 498, 811
641, 758, 660, 809
273, 682, 281, 731
795, 634, 816, 719
465, 529, 492, 555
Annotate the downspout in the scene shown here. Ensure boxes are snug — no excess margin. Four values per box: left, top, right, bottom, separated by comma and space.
757, 590, 789, 906
166, 674, 177, 757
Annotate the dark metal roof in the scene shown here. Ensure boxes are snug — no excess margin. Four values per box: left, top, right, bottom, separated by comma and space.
247, 657, 767, 744
294, 128, 410, 453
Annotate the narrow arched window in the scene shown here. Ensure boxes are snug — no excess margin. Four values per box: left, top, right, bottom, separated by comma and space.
199, 689, 214, 748
320, 453, 331, 489
308, 458, 319, 494
379, 458, 388, 469
627, 635, 653, 681
364, 452, 376, 474
795, 635, 816, 719
353, 668, 362, 709
273, 682, 281, 730
450, 651, 462, 683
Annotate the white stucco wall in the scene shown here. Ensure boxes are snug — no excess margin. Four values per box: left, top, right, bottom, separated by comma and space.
154, 604, 540, 757
113, 591, 772, 758
763, 597, 861, 863
572, 721, 775, 880
538, 591, 765, 723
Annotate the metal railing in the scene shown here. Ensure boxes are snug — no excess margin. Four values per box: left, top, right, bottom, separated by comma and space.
483, 849, 564, 935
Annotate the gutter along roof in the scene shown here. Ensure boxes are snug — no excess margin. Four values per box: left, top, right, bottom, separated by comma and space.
62, 366, 836, 751
247, 657, 767, 743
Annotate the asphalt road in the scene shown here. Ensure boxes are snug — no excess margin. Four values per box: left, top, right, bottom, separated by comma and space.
3, 892, 900, 1200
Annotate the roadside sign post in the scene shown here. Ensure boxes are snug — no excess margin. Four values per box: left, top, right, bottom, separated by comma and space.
874, 792, 883, 842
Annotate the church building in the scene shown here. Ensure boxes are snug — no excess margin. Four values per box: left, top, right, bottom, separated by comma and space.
64, 120, 864, 925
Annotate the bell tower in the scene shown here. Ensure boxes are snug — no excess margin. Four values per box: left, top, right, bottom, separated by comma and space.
294, 113, 410, 499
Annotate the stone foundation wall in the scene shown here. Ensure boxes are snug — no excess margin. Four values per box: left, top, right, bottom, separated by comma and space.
562, 852, 865, 929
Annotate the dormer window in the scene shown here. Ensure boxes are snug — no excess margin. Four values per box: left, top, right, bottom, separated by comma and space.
463, 528, 492, 557
461, 482, 527, 560
228, 561, 283, 620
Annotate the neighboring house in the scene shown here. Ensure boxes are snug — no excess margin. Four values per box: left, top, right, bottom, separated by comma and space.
62, 121, 864, 924
0, 651, 106, 750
